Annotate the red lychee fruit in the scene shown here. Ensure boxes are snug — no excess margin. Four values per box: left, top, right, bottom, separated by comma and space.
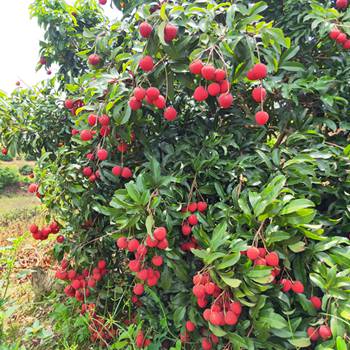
164, 23, 178, 42
116, 236, 128, 249
112, 166, 122, 176
139, 56, 154, 72
185, 321, 196, 332
319, 325, 332, 340
182, 224, 192, 236
129, 97, 142, 110
188, 214, 198, 226
64, 99, 74, 109
154, 227, 167, 241
189, 60, 203, 75
255, 111, 269, 125
336, 0, 348, 9
80, 130, 93, 141
201, 65, 216, 80
292, 280, 304, 294
139, 21, 153, 38
208, 83, 221, 96
164, 106, 177, 121
197, 201, 207, 212
246, 247, 259, 260
146, 87, 160, 101
133, 283, 144, 296
215, 69, 226, 81
310, 296, 322, 310
121, 167, 133, 179
307, 327, 319, 341
88, 114, 97, 126
252, 87, 267, 102
265, 252, 279, 267
218, 93, 233, 108
151, 255, 163, 267
154, 95, 166, 109
97, 149, 108, 161
194, 86, 208, 101
88, 54, 101, 66
252, 63, 268, 79
329, 28, 341, 40
134, 87, 146, 100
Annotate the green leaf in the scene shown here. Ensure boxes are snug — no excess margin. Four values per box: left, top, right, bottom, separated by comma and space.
219, 275, 242, 288
210, 222, 228, 251
280, 199, 315, 215
288, 338, 311, 347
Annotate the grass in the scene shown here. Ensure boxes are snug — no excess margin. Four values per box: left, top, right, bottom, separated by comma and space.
0, 193, 40, 217
0, 160, 35, 170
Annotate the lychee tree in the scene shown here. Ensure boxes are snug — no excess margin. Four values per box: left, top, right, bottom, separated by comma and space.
1, 0, 350, 349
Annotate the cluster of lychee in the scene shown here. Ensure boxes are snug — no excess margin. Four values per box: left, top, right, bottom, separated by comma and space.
329, 27, 350, 50
129, 86, 178, 121
246, 63, 270, 125
307, 324, 332, 342
189, 60, 233, 109
116, 227, 168, 300
139, 21, 178, 43
77, 112, 111, 141
56, 259, 108, 303
64, 98, 84, 117
29, 221, 62, 242
135, 330, 152, 348
180, 201, 207, 252
181, 325, 219, 350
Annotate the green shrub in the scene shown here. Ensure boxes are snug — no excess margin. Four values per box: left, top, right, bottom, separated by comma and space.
19, 164, 33, 176
0, 167, 19, 191
0, 154, 13, 162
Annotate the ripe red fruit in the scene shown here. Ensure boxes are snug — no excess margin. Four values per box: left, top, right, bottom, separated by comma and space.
193, 86, 208, 101
258, 247, 267, 257
1, 148, 8, 155
151, 255, 163, 267
88, 54, 101, 66
197, 201, 207, 212
319, 325, 332, 340
39, 56, 47, 65
87, 114, 97, 126
204, 282, 215, 295
193, 284, 205, 298
307, 327, 320, 341
133, 283, 144, 296
89, 174, 97, 182
139, 56, 154, 72
146, 87, 160, 101
292, 280, 304, 294
255, 258, 266, 266
164, 106, 177, 121
215, 69, 226, 82
137, 269, 148, 281
128, 239, 140, 252
154, 227, 167, 240
186, 321, 196, 332
29, 224, 38, 234
189, 60, 203, 75
252, 87, 267, 103
265, 252, 279, 267
121, 167, 133, 179
139, 21, 153, 38
83, 167, 93, 177
164, 23, 178, 42
56, 235, 65, 243
182, 224, 192, 236
201, 65, 215, 80
255, 111, 269, 125
329, 28, 341, 40
134, 87, 146, 100
225, 311, 238, 325
343, 40, 350, 49
28, 183, 38, 193
157, 238, 169, 249
100, 126, 110, 137
98, 260, 106, 269
80, 130, 93, 141
230, 301, 242, 315
129, 97, 142, 110
310, 296, 322, 310
129, 259, 141, 272
64, 99, 74, 109
247, 69, 258, 81
280, 279, 292, 292
336, 0, 348, 9
336, 33, 347, 44
218, 93, 233, 109
220, 80, 230, 93
97, 149, 108, 161
146, 235, 158, 247
98, 114, 110, 126
99, 0, 107, 4
208, 83, 221, 96
188, 214, 198, 226
201, 338, 212, 350
72, 279, 81, 290
252, 63, 268, 80
112, 166, 122, 176
154, 95, 166, 109
87, 278, 96, 288
246, 247, 259, 260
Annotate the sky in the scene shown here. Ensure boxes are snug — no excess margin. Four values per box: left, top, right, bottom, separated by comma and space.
0, 0, 117, 94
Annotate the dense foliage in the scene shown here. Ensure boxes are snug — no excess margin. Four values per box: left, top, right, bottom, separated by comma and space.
1, 0, 350, 349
